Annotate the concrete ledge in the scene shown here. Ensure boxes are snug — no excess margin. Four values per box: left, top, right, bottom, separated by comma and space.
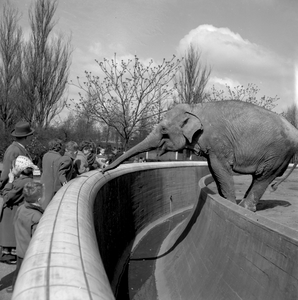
12, 172, 115, 300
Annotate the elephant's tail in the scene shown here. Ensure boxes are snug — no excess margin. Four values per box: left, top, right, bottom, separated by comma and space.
270, 162, 298, 191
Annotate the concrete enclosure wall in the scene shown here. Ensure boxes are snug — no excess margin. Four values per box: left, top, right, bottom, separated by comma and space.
11, 162, 298, 300
11, 162, 209, 300
93, 162, 210, 295
156, 175, 298, 300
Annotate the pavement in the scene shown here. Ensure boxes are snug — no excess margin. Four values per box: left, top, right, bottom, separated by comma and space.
0, 261, 15, 300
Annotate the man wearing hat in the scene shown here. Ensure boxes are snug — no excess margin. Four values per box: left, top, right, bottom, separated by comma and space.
0, 121, 34, 191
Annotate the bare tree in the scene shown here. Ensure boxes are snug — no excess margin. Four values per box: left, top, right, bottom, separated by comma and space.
206, 83, 279, 111
18, 0, 72, 128
174, 43, 211, 104
0, 2, 22, 130
282, 103, 298, 128
71, 54, 181, 149
281, 103, 298, 163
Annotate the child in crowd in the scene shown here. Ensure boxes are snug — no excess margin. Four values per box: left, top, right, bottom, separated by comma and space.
6, 181, 44, 293
74, 141, 92, 174
0, 156, 37, 264
96, 147, 107, 169
86, 141, 99, 170
57, 141, 78, 186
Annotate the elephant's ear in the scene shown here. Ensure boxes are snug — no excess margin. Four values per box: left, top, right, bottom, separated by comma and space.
181, 112, 203, 143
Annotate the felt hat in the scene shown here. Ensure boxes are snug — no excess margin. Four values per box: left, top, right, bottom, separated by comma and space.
11, 121, 34, 137
14, 156, 37, 174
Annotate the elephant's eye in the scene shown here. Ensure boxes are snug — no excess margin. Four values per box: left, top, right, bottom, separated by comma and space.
161, 126, 167, 133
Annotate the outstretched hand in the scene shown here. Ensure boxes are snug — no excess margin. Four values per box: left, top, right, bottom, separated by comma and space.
101, 166, 110, 174
8, 169, 15, 183
101, 164, 114, 174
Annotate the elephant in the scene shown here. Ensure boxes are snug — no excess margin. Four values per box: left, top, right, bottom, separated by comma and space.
102, 100, 298, 212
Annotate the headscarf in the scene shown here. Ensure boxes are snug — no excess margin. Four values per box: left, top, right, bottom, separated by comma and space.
87, 152, 97, 167
79, 140, 93, 152
14, 156, 37, 174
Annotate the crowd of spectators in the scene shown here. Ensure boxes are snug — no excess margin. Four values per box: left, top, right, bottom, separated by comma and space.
0, 119, 152, 293
0, 120, 132, 293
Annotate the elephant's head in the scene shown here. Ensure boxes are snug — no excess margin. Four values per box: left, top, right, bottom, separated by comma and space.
102, 104, 203, 173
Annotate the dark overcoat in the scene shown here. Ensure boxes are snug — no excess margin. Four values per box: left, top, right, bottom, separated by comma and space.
0, 175, 33, 247
14, 202, 43, 258
40, 150, 62, 210
55, 153, 77, 191
74, 151, 89, 174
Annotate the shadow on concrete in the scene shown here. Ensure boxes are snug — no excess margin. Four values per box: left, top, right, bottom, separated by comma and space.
130, 192, 207, 261
235, 199, 291, 211
0, 270, 14, 290
256, 199, 291, 211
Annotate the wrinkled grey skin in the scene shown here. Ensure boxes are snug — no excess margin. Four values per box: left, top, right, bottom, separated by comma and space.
103, 100, 298, 212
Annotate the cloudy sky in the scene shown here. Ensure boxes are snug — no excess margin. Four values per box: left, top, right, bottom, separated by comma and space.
7, 0, 298, 117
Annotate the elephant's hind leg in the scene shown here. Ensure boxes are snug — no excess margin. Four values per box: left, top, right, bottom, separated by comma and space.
238, 176, 274, 212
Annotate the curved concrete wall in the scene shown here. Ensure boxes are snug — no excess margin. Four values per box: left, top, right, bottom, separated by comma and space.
11, 162, 298, 300
156, 175, 298, 300
11, 162, 209, 300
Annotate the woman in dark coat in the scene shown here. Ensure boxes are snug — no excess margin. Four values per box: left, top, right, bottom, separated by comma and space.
0, 121, 34, 190
40, 139, 63, 210
0, 156, 36, 263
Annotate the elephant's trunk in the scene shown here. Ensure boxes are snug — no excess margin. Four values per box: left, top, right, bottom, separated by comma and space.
102, 128, 162, 173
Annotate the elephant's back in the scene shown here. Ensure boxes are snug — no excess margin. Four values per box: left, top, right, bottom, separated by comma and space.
200, 101, 296, 155
205, 100, 277, 120
202, 100, 283, 132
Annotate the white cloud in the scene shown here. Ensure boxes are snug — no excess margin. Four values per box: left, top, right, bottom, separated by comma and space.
89, 41, 128, 58
177, 24, 295, 111
177, 24, 287, 76
89, 42, 104, 56
208, 76, 241, 89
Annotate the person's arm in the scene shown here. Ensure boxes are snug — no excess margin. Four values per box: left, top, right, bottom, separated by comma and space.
31, 213, 43, 236
0, 150, 19, 189
74, 158, 89, 174
31, 221, 39, 236
2, 178, 24, 207
57, 158, 72, 185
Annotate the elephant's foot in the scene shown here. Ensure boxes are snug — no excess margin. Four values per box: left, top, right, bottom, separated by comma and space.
238, 199, 256, 212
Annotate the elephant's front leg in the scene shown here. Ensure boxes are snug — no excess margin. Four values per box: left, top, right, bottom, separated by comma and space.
238, 176, 273, 212
207, 155, 236, 203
